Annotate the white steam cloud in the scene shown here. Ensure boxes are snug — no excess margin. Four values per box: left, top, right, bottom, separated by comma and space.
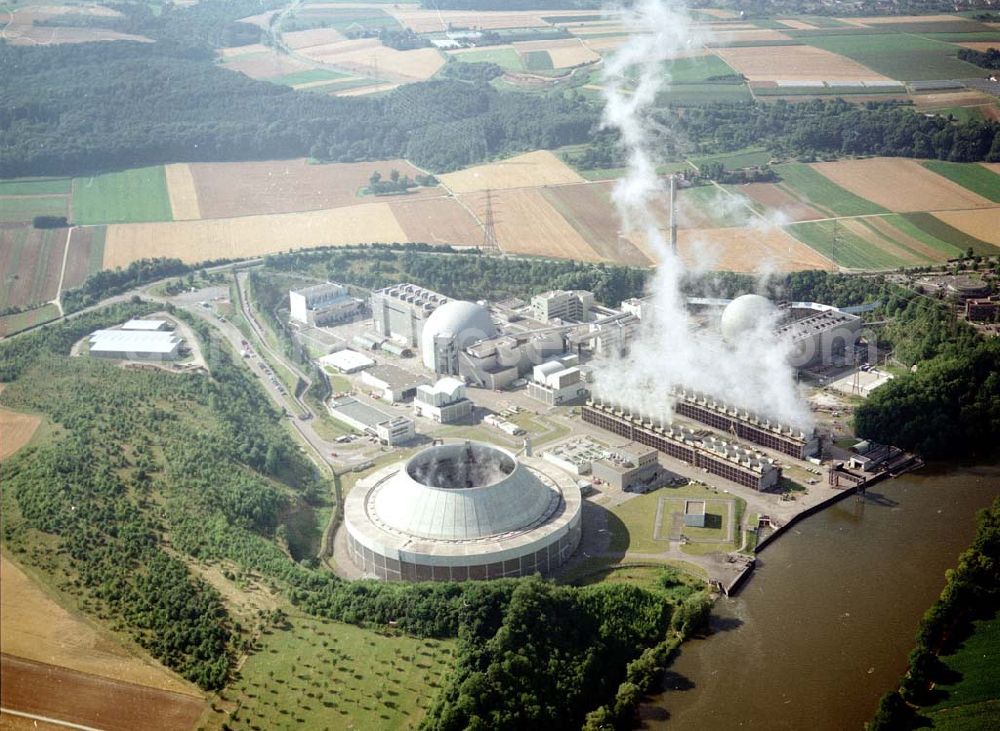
593, 0, 812, 428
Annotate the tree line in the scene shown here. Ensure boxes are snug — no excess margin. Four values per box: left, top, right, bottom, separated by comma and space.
869, 498, 1000, 730
957, 47, 1000, 70
0, 42, 599, 178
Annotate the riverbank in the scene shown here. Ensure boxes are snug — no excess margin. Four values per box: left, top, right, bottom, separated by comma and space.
644, 465, 1000, 730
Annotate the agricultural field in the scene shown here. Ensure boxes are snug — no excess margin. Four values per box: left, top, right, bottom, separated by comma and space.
665, 53, 741, 83
163, 164, 202, 221
512, 38, 599, 69
281, 28, 345, 50
540, 183, 653, 266
388, 197, 483, 247
0, 303, 60, 338
803, 33, 983, 81
811, 158, 995, 213
0, 178, 71, 196
0, 554, 198, 694
0, 408, 42, 461
449, 46, 525, 71
188, 158, 439, 218
0, 4, 150, 45
740, 183, 825, 222
714, 44, 892, 82
786, 218, 925, 269
0, 195, 70, 223
930, 209, 1000, 249
268, 68, 351, 88
61, 226, 106, 289
102, 202, 409, 268
0, 225, 68, 310
296, 39, 445, 83
71, 167, 173, 225
657, 83, 753, 105
674, 226, 835, 272
387, 7, 590, 32
439, 150, 586, 194
773, 163, 888, 217
459, 187, 602, 262
921, 161, 1000, 203
221, 48, 313, 81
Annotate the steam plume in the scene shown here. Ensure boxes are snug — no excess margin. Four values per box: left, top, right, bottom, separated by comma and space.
594, 0, 812, 428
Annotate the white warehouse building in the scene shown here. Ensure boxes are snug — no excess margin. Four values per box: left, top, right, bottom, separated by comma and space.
88, 329, 182, 361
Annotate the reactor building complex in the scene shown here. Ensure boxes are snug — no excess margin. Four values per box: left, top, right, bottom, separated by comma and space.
344, 441, 582, 581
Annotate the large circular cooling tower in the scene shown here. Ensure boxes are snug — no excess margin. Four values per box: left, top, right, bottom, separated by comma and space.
420, 300, 496, 371
344, 441, 582, 581
720, 294, 776, 342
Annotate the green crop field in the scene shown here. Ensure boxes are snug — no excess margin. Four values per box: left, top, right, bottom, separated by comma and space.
0, 195, 69, 222
665, 54, 740, 84
881, 214, 965, 258
786, 219, 908, 269
71, 166, 173, 225
522, 50, 554, 71
0, 178, 72, 196
200, 610, 456, 731
657, 82, 752, 106
451, 47, 523, 71
919, 31, 1000, 43
902, 212, 1000, 256
922, 614, 1000, 730
922, 161, 1000, 202
775, 163, 888, 217
269, 68, 349, 86
804, 33, 984, 80
680, 185, 755, 228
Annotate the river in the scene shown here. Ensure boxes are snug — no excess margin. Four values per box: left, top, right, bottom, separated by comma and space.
646, 465, 1000, 730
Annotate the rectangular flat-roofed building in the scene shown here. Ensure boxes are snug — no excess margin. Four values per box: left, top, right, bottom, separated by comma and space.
370, 283, 449, 346
121, 319, 169, 331
290, 282, 362, 325
362, 364, 428, 403
414, 378, 473, 424
319, 349, 375, 374
88, 329, 182, 361
328, 396, 415, 445
592, 445, 661, 492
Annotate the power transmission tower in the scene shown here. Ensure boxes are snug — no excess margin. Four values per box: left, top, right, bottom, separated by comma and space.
481, 189, 501, 256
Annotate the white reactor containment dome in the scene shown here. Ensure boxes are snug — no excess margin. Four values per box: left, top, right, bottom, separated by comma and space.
344, 441, 582, 581
720, 294, 776, 342
420, 300, 496, 371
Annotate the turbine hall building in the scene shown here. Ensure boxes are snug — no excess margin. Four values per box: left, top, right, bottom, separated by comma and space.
344, 441, 583, 581
582, 400, 781, 491
289, 282, 363, 326
371, 283, 450, 347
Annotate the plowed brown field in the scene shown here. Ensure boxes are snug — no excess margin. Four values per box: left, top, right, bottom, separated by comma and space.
283, 27, 344, 49
389, 197, 483, 246
742, 183, 825, 222
1, 655, 204, 731
460, 188, 602, 261
298, 39, 444, 81
188, 158, 438, 218
0, 225, 67, 309
62, 227, 101, 289
812, 158, 995, 212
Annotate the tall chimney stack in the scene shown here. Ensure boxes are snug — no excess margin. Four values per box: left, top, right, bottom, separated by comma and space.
669, 174, 678, 255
